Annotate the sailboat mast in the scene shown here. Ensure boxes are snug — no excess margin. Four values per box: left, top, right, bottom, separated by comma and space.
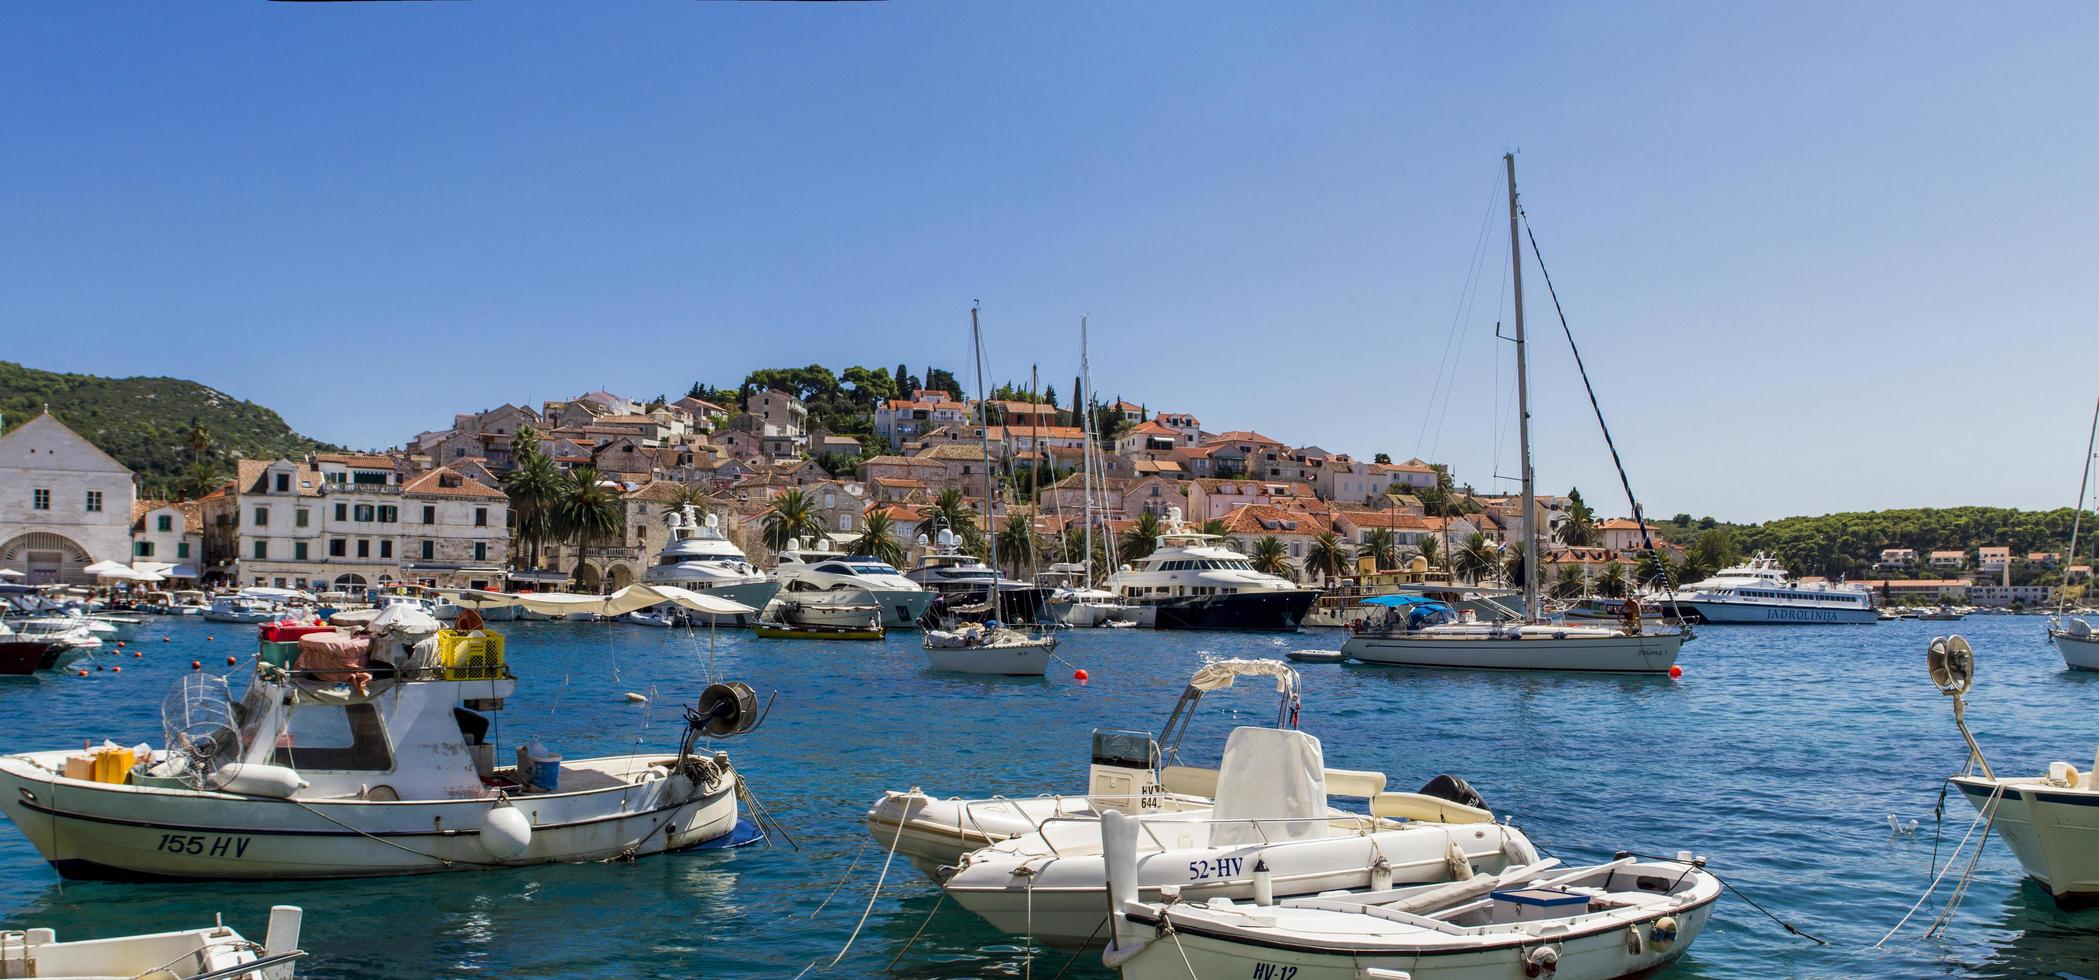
1080, 315, 1096, 590
973, 304, 998, 580
1506, 152, 1540, 623
2062, 396, 2099, 621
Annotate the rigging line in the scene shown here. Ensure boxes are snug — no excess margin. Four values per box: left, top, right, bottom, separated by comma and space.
1416, 166, 1504, 460
1519, 212, 1683, 602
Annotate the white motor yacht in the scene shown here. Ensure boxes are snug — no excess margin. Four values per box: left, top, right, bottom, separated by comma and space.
1037, 562, 1133, 626
204, 593, 284, 624
168, 590, 211, 616
1100, 809, 1718, 980
1660, 554, 1876, 624
905, 528, 1055, 625
0, 590, 765, 880
0, 907, 305, 979
769, 539, 932, 628
1103, 510, 1318, 631
642, 505, 778, 617
2053, 617, 2099, 670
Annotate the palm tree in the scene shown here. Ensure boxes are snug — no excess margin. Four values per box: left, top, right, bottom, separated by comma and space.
761, 488, 827, 551
1412, 534, 1441, 573
1555, 494, 1597, 547
1551, 563, 1587, 600
1595, 561, 1628, 598
184, 419, 213, 463
1455, 532, 1499, 585
1120, 511, 1165, 564
553, 467, 624, 588
1303, 531, 1353, 585
1198, 518, 1230, 538
996, 514, 1037, 577
1249, 536, 1292, 578
1362, 528, 1400, 571
503, 440, 563, 570
918, 487, 976, 538
177, 460, 224, 501
667, 482, 711, 516
848, 506, 907, 567
1636, 550, 1673, 590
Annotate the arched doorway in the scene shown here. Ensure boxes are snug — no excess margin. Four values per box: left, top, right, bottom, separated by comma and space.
607, 562, 637, 590
333, 574, 368, 588
0, 532, 93, 586
576, 562, 604, 593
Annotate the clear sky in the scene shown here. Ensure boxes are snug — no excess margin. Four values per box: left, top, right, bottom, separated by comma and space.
5, 3, 2095, 523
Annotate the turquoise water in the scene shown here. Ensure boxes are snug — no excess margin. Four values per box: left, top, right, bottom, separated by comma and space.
2, 615, 2095, 978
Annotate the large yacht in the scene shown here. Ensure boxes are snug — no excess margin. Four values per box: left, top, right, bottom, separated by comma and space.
769, 539, 935, 629
1661, 553, 1876, 624
903, 528, 1056, 625
641, 505, 779, 615
1104, 510, 1318, 631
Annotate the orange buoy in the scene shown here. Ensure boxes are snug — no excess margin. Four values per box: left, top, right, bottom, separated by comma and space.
132, 651, 142, 658
112, 666, 122, 673
1668, 664, 1684, 679
76, 670, 88, 677
1073, 668, 1089, 682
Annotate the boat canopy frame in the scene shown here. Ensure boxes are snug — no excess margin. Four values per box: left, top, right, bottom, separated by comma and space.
1155, 658, 1302, 765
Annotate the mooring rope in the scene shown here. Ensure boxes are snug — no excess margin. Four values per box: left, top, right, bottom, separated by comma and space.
1874, 781, 2004, 948
799, 800, 909, 975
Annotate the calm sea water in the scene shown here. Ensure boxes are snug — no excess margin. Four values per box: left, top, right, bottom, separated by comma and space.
2, 615, 2094, 978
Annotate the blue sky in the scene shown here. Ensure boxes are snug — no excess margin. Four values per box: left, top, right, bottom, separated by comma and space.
5, 3, 2096, 522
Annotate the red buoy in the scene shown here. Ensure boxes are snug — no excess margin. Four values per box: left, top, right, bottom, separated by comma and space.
1669, 664, 1684, 679
112, 666, 122, 673
206, 636, 214, 642
133, 651, 142, 658
115, 641, 124, 648
1073, 668, 1089, 682
191, 660, 202, 670
162, 637, 171, 643
227, 656, 237, 665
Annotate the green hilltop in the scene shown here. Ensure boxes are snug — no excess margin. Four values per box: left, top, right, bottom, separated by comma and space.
0, 360, 334, 498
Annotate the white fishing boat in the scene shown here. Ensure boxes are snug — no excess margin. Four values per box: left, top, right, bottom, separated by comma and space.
86, 613, 145, 643
168, 590, 211, 616
0, 587, 766, 880
867, 659, 1306, 871
641, 505, 779, 616
1341, 155, 1688, 675
203, 594, 281, 624
772, 591, 886, 630
938, 725, 1539, 946
921, 622, 1057, 675
1934, 634, 2099, 902
1100, 809, 1718, 980
769, 539, 932, 629
0, 906, 305, 979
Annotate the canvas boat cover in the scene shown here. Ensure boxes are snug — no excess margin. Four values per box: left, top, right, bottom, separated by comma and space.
450, 584, 754, 618
1187, 658, 1299, 693
1208, 726, 1328, 847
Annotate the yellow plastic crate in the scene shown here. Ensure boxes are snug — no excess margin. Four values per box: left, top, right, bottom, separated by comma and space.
437, 628, 506, 679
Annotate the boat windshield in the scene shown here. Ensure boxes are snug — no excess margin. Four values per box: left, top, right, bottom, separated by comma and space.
847, 563, 899, 575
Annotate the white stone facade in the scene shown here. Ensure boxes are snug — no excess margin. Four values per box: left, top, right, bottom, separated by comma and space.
0, 413, 137, 584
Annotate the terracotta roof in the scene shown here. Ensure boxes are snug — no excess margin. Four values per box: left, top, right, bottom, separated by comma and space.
235, 458, 323, 497
1205, 431, 1284, 447
1596, 518, 1647, 530
401, 466, 507, 500
1122, 420, 1179, 438
1331, 509, 1436, 531
624, 480, 703, 503
1133, 459, 1184, 474
916, 444, 989, 461
131, 499, 203, 534
315, 452, 397, 468
1218, 505, 1331, 537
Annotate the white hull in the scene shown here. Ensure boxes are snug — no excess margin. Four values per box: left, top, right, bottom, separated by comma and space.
951, 823, 1536, 946
1343, 630, 1684, 674
2055, 630, 2099, 671
1676, 599, 1877, 625
865, 791, 1104, 873
2, 909, 304, 980
203, 611, 277, 624
1955, 775, 2099, 901
0, 751, 736, 880
922, 642, 1054, 675
1115, 892, 1714, 980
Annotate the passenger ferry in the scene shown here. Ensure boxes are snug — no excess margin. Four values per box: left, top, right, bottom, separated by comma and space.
1661, 554, 1876, 624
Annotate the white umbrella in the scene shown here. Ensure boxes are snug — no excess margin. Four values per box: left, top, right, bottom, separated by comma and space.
82, 560, 132, 577
0, 568, 23, 580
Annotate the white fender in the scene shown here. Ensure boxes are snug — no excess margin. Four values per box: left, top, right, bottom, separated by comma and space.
480, 802, 532, 860
219, 764, 308, 799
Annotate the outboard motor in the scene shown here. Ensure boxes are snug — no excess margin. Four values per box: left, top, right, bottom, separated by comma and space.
1417, 774, 1489, 811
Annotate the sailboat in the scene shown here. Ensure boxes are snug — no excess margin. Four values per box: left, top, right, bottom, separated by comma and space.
922, 304, 1060, 675
1342, 154, 1688, 674
2049, 397, 2099, 669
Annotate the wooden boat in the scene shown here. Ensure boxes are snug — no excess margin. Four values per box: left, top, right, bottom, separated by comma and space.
752, 621, 885, 641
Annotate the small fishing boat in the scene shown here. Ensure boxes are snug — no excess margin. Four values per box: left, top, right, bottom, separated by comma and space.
771, 592, 886, 630
752, 621, 884, 641
921, 621, 1057, 675
0, 906, 305, 979
0, 622, 83, 677
204, 594, 281, 624
1933, 634, 2099, 902
1099, 810, 1718, 980
0, 587, 768, 881
87, 613, 145, 643
1285, 648, 1347, 664
1919, 605, 1966, 621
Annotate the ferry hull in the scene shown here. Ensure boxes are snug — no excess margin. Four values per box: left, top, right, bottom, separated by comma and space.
0, 751, 738, 880
1150, 590, 1318, 632
1343, 631, 1684, 674
1954, 776, 2099, 903
1672, 599, 1877, 625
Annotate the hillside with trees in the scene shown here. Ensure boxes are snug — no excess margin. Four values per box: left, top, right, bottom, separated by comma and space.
1651, 506, 2090, 581
0, 361, 334, 498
